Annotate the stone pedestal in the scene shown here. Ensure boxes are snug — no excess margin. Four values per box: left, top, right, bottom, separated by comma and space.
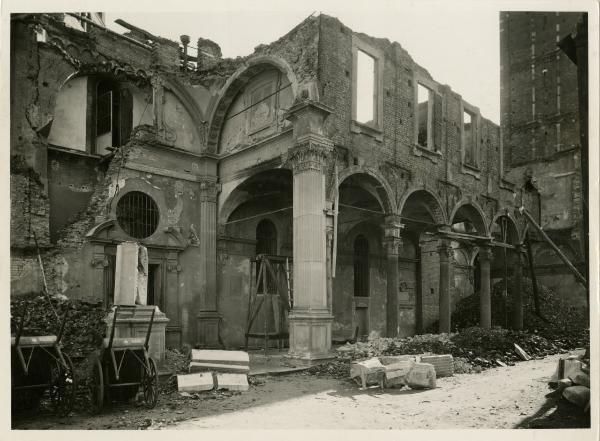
287, 311, 333, 364
105, 306, 169, 362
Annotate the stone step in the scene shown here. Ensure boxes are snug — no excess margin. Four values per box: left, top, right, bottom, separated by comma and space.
215, 373, 249, 392
191, 349, 249, 366
177, 372, 215, 393
189, 362, 250, 374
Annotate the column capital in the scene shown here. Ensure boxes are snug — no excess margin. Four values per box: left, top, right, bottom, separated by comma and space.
383, 215, 404, 239
437, 240, 453, 259
198, 178, 220, 203
478, 245, 493, 261
287, 135, 333, 174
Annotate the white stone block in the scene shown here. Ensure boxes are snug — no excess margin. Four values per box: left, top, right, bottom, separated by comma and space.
215, 373, 249, 391
177, 372, 214, 392
114, 242, 138, 305
190, 349, 249, 366
406, 363, 437, 389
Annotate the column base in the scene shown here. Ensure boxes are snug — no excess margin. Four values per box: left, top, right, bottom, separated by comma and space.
196, 311, 222, 349
287, 310, 334, 365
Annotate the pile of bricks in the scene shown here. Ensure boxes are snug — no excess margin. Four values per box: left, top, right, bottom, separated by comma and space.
350, 353, 454, 390
176, 350, 250, 393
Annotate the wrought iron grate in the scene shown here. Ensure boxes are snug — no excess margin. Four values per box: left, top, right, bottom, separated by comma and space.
116, 191, 159, 239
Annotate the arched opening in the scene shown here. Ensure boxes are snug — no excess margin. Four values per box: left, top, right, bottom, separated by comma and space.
353, 235, 370, 297
256, 219, 278, 255
398, 189, 446, 334
333, 173, 392, 341
450, 203, 488, 236
217, 168, 293, 348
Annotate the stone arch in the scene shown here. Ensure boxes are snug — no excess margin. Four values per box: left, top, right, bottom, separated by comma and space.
162, 77, 206, 141
205, 55, 301, 153
490, 212, 521, 245
336, 167, 397, 215
449, 199, 490, 237
218, 167, 293, 225
397, 186, 448, 226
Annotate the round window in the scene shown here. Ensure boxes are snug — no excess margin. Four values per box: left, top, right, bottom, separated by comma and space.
116, 191, 159, 239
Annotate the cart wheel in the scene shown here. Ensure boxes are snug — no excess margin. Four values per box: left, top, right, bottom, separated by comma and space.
50, 353, 76, 416
142, 358, 158, 408
88, 357, 104, 414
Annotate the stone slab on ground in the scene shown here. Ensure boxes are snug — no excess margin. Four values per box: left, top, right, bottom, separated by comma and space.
419, 354, 454, 377
191, 349, 249, 366
177, 372, 215, 392
189, 362, 250, 374
406, 362, 436, 389
215, 373, 249, 391
571, 372, 590, 388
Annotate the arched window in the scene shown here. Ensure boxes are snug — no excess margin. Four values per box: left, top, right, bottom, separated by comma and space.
354, 235, 370, 297
256, 219, 277, 256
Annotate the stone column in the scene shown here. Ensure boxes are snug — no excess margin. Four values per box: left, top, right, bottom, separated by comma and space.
196, 178, 221, 347
383, 216, 403, 337
512, 246, 524, 330
285, 100, 334, 363
325, 205, 335, 313
479, 246, 493, 329
438, 239, 453, 333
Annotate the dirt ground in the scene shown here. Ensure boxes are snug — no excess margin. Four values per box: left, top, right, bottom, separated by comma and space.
12, 353, 590, 430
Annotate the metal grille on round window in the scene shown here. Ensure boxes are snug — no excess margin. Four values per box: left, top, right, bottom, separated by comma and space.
116, 191, 159, 239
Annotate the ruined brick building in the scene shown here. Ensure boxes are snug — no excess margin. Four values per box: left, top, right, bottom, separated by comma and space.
11, 13, 541, 362
500, 12, 588, 307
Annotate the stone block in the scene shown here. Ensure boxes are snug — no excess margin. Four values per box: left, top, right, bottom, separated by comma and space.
558, 378, 573, 391
406, 363, 436, 389
420, 354, 454, 377
379, 355, 417, 365
384, 360, 415, 380
215, 373, 249, 391
571, 372, 590, 388
350, 357, 385, 390
114, 242, 138, 305
562, 385, 590, 408
177, 372, 214, 393
190, 349, 249, 366
564, 359, 584, 381
189, 362, 250, 374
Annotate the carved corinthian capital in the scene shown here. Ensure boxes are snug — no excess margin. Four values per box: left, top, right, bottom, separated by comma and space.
287, 134, 333, 175
198, 179, 220, 203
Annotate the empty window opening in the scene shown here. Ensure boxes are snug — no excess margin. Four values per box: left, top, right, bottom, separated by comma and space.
95, 79, 133, 154
417, 84, 432, 148
463, 110, 477, 167
356, 50, 376, 124
353, 235, 370, 297
116, 191, 159, 239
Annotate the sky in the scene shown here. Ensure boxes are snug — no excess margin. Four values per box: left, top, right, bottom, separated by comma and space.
104, 1, 502, 122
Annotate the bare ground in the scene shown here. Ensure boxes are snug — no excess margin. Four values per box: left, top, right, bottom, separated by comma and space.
12, 353, 590, 430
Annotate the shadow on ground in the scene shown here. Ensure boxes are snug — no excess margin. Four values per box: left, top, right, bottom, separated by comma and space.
515, 389, 591, 429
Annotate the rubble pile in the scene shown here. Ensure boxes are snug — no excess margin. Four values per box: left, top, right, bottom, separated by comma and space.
446, 277, 588, 349
10, 294, 108, 360
322, 324, 586, 377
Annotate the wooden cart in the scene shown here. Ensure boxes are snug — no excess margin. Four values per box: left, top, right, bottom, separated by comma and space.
88, 305, 159, 412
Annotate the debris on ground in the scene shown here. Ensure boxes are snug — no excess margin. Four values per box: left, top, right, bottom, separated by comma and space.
350, 358, 386, 390
549, 351, 591, 412
405, 363, 436, 389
